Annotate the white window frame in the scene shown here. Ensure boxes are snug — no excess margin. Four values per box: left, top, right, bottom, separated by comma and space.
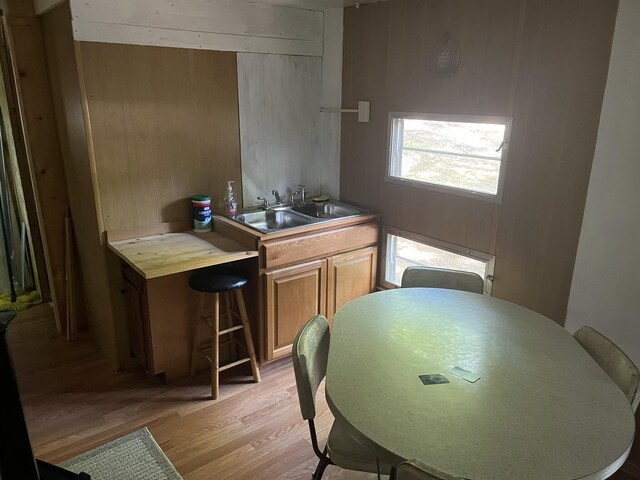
386, 112, 513, 203
380, 226, 495, 294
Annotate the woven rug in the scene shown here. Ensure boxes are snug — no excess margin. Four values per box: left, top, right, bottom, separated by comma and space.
60, 427, 182, 480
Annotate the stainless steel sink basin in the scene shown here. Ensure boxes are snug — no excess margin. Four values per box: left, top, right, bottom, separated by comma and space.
234, 210, 311, 233
292, 201, 364, 219
233, 200, 368, 234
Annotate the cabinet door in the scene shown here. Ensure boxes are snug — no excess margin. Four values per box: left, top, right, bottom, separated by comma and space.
122, 275, 147, 369
327, 246, 378, 322
265, 259, 327, 361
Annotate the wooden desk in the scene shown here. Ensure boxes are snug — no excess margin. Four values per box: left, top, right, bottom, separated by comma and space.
108, 229, 258, 381
108, 231, 257, 279
326, 288, 635, 479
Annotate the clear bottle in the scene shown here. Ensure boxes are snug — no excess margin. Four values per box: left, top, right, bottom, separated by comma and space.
224, 180, 238, 217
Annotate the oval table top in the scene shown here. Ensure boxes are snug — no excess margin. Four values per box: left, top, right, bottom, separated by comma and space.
325, 288, 635, 480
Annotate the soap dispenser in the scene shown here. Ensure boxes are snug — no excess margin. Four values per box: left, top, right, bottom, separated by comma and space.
224, 180, 238, 217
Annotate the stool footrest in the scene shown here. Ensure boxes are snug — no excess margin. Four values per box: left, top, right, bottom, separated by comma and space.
197, 336, 239, 353
200, 310, 235, 323
200, 353, 252, 372
189, 285, 261, 399
219, 324, 244, 335
219, 357, 251, 372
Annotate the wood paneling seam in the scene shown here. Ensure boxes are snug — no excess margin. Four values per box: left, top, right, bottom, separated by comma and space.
73, 41, 105, 238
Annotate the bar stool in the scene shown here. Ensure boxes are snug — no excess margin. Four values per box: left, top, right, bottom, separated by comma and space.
188, 267, 260, 399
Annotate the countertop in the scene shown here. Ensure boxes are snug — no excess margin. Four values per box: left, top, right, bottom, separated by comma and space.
107, 230, 258, 279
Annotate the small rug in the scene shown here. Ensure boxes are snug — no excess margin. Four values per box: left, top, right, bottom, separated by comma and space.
60, 427, 182, 480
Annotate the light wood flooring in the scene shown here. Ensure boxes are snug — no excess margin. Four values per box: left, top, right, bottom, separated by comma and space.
7, 304, 635, 480
8, 304, 381, 479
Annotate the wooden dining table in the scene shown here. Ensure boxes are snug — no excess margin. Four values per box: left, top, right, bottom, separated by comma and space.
325, 288, 635, 480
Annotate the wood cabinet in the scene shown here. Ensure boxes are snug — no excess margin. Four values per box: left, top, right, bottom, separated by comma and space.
262, 244, 378, 362
115, 216, 380, 375
111, 229, 260, 382
265, 259, 327, 360
262, 243, 377, 361
121, 266, 151, 372
212, 215, 380, 363
326, 246, 377, 324
118, 262, 258, 382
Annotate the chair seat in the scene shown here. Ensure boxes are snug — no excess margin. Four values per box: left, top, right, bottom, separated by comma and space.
188, 268, 248, 293
327, 419, 395, 475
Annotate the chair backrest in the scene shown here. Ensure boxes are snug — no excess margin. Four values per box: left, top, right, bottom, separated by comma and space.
573, 326, 640, 412
400, 266, 484, 294
397, 460, 459, 480
292, 315, 330, 421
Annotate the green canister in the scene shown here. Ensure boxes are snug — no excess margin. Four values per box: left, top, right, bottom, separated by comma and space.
191, 195, 212, 233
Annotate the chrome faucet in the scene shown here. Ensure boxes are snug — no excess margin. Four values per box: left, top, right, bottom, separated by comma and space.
295, 185, 307, 204
272, 189, 283, 205
257, 196, 270, 209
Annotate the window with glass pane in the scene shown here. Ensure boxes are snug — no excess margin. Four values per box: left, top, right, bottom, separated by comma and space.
387, 113, 511, 201
383, 232, 494, 292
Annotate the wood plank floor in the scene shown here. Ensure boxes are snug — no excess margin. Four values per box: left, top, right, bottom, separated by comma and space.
7, 304, 636, 480
7, 304, 381, 479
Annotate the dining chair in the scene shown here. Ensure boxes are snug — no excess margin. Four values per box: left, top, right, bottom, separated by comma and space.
396, 459, 460, 480
292, 315, 394, 479
573, 326, 640, 412
400, 266, 484, 294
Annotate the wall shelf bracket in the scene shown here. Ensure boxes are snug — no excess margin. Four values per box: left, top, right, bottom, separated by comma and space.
321, 101, 370, 123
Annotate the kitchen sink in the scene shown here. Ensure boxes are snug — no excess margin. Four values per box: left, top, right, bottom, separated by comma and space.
234, 200, 368, 234
291, 201, 364, 219
234, 210, 311, 233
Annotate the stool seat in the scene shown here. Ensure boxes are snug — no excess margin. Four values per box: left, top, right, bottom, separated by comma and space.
189, 269, 248, 293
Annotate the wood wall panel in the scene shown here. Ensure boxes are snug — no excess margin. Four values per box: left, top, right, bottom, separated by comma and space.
381, 182, 500, 255
237, 53, 324, 206
34, 0, 64, 15
71, 0, 323, 41
0, 21, 50, 302
3, 15, 69, 330
42, 3, 118, 365
1, 0, 35, 17
342, 0, 522, 254
79, 42, 242, 232
493, 0, 618, 321
341, 0, 618, 322
383, 0, 523, 116
69, 0, 323, 57
340, 2, 389, 212
39, 14, 245, 367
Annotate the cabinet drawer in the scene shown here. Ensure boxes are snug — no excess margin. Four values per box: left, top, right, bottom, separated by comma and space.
262, 222, 378, 270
